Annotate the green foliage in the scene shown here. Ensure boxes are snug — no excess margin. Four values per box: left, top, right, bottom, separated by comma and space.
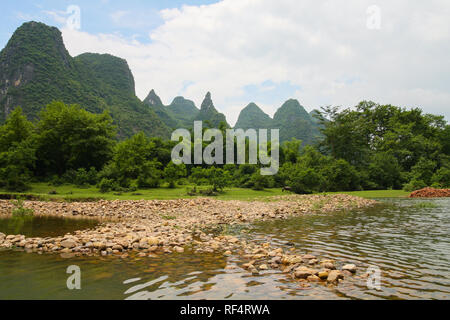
164, 162, 187, 188
0, 108, 36, 191
11, 199, 34, 217
99, 132, 164, 189
431, 167, 450, 188
403, 179, 427, 192
98, 178, 119, 193
189, 166, 232, 191
0, 22, 170, 138
35, 101, 116, 176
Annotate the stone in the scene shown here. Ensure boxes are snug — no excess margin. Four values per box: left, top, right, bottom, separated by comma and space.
61, 240, 77, 249
321, 262, 336, 270
318, 271, 329, 280
174, 246, 184, 253
342, 264, 357, 273
242, 263, 254, 270
93, 242, 106, 250
259, 264, 268, 270
270, 256, 282, 264
146, 237, 160, 246
307, 275, 321, 282
294, 267, 318, 279
327, 270, 344, 284
112, 244, 123, 251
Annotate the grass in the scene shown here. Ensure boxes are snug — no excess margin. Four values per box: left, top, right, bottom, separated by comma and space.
411, 202, 438, 209
0, 183, 410, 202
323, 190, 410, 199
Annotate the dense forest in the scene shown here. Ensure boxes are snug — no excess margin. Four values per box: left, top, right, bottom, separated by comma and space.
1, 100, 448, 194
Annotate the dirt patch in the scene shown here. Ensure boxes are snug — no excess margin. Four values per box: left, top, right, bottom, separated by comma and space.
409, 187, 450, 198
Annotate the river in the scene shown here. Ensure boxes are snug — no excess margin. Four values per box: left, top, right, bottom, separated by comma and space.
0, 198, 449, 300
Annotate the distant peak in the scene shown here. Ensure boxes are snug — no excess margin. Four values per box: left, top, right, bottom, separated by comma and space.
200, 92, 215, 111
144, 89, 163, 107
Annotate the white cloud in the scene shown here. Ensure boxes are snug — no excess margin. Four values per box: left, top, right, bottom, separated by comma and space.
59, 0, 450, 125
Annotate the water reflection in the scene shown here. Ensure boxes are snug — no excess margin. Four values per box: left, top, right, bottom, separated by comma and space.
0, 215, 99, 237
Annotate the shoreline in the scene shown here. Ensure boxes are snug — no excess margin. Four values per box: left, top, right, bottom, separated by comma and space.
0, 194, 377, 286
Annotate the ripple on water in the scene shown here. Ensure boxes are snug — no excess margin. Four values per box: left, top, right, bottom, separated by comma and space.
0, 198, 449, 300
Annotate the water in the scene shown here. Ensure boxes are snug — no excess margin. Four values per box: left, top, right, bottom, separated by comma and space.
0, 215, 99, 238
0, 198, 449, 300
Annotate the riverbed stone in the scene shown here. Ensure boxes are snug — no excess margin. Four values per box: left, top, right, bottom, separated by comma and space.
327, 270, 344, 284
294, 266, 318, 279
318, 270, 329, 280
61, 240, 77, 249
342, 264, 357, 273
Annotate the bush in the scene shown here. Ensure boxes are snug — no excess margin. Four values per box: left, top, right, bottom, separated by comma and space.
403, 179, 427, 192
249, 173, 274, 191
432, 167, 450, 188
98, 178, 119, 193
290, 168, 322, 194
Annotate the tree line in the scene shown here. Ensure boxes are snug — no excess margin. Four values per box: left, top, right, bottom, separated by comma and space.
0, 100, 448, 193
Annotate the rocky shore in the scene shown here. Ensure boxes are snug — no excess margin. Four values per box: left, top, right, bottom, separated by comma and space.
0, 194, 376, 286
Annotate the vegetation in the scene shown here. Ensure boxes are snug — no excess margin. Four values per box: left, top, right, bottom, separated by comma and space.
0, 22, 170, 138
0, 99, 448, 197
11, 198, 34, 217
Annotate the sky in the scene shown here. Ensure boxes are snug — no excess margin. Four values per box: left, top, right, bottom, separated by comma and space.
1, 0, 449, 125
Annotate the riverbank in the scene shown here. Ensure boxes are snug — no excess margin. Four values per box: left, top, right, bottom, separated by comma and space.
0, 194, 376, 286
0, 183, 410, 202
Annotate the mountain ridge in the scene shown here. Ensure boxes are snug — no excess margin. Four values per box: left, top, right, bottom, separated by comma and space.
0, 21, 170, 138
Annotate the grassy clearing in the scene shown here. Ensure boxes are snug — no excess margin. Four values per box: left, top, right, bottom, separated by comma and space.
0, 183, 409, 202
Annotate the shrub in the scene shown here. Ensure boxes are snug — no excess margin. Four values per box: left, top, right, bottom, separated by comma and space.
403, 179, 427, 192
98, 178, 118, 193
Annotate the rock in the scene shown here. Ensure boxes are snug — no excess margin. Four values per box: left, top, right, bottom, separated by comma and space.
282, 255, 303, 265
174, 246, 184, 253
302, 254, 316, 260
112, 244, 123, 251
318, 271, 329, 280
294, 267, 318, 279
0, 232, 5, 240
342, 264, 357, 273
250, 267, 259, 275
327, 270, 344, 284
242, 263, 254, 270
307, 275, 321, 282
146, 237, 160, 246
224, 250, 232, 256
259, 264, 268, 270
320, 262, 336, 270
270, 256, 282, 264
61, 240, 77, 249
93, 242, 106, 250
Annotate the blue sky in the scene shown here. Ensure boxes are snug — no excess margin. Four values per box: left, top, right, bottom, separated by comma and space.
0, 0, 218, 48
1, 1, 449, 125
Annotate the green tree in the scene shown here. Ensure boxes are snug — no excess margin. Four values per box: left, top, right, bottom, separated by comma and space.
164, 162, 187, 188
0, 108, 36, 191
101, 132, 162, 188
35, 101, 116, 176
